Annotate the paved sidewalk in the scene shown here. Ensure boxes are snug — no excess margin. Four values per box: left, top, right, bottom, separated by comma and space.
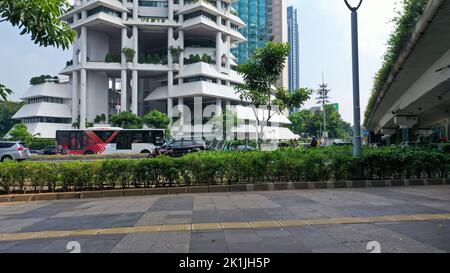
0, 186, 449, 253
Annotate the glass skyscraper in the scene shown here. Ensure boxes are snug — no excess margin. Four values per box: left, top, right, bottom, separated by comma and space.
232, 0, 267, 64
288, 6, 299, 92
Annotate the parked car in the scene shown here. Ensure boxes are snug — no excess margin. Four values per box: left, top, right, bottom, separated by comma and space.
0, 141, 30, 162
42, 145, 58, 155
148, 139, 208, 158
29, 150, 44, 156
235, 145, 256, 151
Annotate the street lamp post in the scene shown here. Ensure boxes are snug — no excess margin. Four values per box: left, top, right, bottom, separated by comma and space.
345, 0, 363, 157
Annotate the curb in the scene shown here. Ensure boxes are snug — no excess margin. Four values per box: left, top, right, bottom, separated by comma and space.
0, 178, 448, 203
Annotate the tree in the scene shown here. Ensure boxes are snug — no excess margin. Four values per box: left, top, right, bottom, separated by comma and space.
0, 101, 25, 137
143, 110, 170, 129
235, 41, 313, 148
0, 0, 75, 100
110, 112, 143, 129
8, 124, 34, 144
289, 105, 353, 141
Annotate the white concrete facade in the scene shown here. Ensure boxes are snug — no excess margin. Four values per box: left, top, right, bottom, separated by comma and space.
12, 81, 73, 138
57, 0, 294, 139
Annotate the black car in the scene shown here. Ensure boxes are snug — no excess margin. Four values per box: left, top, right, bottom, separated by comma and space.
149, 139, 207, 158
42, 145, 58, 155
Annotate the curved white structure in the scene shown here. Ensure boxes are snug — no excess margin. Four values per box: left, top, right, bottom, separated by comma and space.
12, 82, 73, 138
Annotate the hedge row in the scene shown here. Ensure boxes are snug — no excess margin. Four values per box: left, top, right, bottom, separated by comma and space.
1, 147, 449, 194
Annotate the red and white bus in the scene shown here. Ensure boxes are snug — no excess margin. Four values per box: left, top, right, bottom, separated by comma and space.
56, 128, 165, 155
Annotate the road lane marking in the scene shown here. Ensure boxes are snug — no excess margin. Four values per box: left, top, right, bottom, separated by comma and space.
0, 213, 449, 242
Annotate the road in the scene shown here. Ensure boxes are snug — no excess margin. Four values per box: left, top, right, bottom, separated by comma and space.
0, 185, 449, 253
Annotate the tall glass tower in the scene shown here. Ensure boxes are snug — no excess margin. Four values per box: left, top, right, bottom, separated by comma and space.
288, 6, 299, 92
232, 0, 267, 63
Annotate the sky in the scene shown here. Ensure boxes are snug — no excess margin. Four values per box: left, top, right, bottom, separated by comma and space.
0, 0, 399, 124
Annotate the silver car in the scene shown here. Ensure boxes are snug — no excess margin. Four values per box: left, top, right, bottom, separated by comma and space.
0, 141, 30, 162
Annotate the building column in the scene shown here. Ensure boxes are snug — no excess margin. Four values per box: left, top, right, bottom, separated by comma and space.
168, 27, 174, 65
167, 70, 174, 125
80, 26, 87, 65
225, 35, 231, 72
71, 71, 79, 125
168, 0, 173, 21
121, 70, 127, 112
178, 30, 184, 70
133, 26, 138, 65
133, 0, 138, 20
178, 97, 184, 136
132, 70, 138, 114
216, 98, 222, 116
216, 32, 222, 71
179, 0, 184, 23
80, 69, 87, 129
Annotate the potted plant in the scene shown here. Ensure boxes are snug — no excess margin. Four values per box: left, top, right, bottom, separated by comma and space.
122, 48, 136, 63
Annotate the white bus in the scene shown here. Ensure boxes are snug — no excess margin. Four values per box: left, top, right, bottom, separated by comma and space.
56, 127, 165, 155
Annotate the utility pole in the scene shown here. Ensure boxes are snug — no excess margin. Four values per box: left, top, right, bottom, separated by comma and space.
344, 0, 363, 156
316, 73, 331, 139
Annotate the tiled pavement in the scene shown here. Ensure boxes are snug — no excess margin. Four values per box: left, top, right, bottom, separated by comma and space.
0, 185, 449, 253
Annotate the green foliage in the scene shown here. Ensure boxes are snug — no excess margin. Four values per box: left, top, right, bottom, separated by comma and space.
110, 112, 143, 129
8, 124, 33, 143
236, 41, 312, 113
122, 48, 136, 62
364, 0, 428, 126
143, 110, 170, 130
0, 83, 13, 101
30, 75, 59, 85
0, 101, 25, 136
28, 138, 56, 150
0, 0, 75, 49
1, 147, 448, 194
289, 105, 353, 140
169, 46, 183, 63
105, 53, 120, 63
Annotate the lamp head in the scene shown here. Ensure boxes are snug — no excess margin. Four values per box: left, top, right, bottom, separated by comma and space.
344, 0, 363, 11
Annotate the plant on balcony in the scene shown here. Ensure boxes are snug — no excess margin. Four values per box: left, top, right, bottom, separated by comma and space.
169, 46, 183, 63
201, 53, 213, 64
66, 60, 73, 67
122, 48, 136, 63
105, 53, 120, 63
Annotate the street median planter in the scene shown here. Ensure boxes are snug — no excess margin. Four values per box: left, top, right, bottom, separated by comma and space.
33, 193, 57, 201
230, 184, 247, 192
273, 183, 289, 191
145, 188, 166, 195
101, 190, 124, 198
408, 179, 425, 186
351, 180, 368, 188
332, 181, 348, 188
0, 195, 11, 202
123, 189, 145, 197
209, 185, 229, 193
166, 187, 187, 194
11, 194, 35, 202
57, 192, 81, 200
391, 180, 406, 187
80, 191, 102, 199
427, 178, 444, 185
292, 182, 309, 189
188, 186, 209, 193
368, 180, 387, 187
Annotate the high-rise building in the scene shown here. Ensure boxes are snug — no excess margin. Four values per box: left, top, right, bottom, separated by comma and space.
233, 0, 288, 88
231, 0, 267, 64
287, 6, 299, 92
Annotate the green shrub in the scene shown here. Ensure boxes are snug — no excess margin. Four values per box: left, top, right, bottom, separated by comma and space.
0, 146, 448, 195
